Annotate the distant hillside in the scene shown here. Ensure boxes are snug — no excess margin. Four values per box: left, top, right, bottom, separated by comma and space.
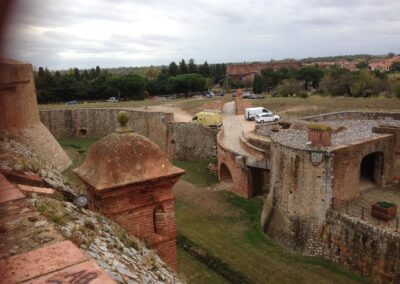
300, 54, 383, 63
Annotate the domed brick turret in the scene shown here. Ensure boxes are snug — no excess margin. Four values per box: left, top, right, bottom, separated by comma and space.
74, 111, 184, 271
74, 131, 180, 190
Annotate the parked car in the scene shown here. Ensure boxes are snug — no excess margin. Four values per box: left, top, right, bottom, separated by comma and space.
255, 113, 280, 124
107, 97, 119, 102
65, 100, 78, 105
192, 111, 223, 127
242, 92, 252, 99
244, 107, 272, 121
248, 94, 264, 99
202, 91, 215, 98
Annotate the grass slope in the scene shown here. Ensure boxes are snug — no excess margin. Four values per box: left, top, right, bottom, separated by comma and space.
175, 191, 369, 284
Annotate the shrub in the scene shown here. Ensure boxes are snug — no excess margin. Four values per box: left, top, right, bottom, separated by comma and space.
395, 83, 400, 99
299, 92, 309, 98
275, 79, 302, 97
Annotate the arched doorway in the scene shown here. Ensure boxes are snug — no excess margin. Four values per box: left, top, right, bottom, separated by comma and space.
220, 163, 233, 182
360, 152, 384, 190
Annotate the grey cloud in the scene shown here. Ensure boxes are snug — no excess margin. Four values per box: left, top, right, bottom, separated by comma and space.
4, 0, 400, 69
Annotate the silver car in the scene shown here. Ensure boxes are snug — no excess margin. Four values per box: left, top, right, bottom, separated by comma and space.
255, 113, 280, 123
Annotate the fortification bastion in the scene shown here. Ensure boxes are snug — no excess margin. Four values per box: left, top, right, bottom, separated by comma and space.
0, 59, 71, 171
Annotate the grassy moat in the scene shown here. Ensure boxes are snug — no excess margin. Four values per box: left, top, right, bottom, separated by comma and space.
59, 137, 369, 284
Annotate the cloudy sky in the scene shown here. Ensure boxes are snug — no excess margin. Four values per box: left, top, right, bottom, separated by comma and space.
4, 0, 400, 69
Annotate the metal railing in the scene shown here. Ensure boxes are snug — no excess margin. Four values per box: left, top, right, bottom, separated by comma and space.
332, 197, 400, 233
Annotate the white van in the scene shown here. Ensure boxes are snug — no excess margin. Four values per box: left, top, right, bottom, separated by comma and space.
244, 107, 272, 121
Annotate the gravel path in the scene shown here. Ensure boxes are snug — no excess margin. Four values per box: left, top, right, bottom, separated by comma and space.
220, 102, 255, 156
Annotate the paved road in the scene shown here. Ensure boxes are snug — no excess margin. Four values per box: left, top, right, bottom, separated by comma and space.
221, 102, 255, 156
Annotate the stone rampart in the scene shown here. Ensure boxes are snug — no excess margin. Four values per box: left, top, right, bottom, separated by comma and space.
40, 108, 218, 161
171, 122, 218, 160
40, 108, 174, 155
304, 111, 400, 122
321, 210, 400, 283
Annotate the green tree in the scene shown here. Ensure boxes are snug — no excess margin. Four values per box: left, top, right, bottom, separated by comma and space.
297, 66, 324, 90
171, 73, 206, 97
261, 68, 281, 92
105, 74, 147, 100
351, 69, 377, 97
356, 61, 369, 69
199, 61, 211, 77
253, 73, 264, 94
390, 62, 400, 72
178, 59, 188, 74
275, 79, 302, 97
168, 62, 178, 76
188, 58, 198, 73
395, 82, 400, 99
320, 68, 353, 96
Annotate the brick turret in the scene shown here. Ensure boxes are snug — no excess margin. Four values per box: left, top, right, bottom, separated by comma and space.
74, 111, 185, 270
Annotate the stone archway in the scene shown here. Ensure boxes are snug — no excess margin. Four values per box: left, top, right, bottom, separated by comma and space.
219, 163, 233, 183
360, 152, 384, 190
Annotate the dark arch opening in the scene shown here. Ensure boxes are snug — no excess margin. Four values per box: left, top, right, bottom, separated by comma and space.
220, 163, 233, 182
360, 152, 384, 189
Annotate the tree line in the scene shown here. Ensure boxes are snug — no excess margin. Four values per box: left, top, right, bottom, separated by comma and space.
251, 63, 400, 98
34, 59, 226, 103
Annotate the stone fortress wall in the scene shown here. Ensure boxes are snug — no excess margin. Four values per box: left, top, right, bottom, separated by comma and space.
260, 111, 400, 283
322, 210, 400, 284
0, 60, 71, 172
39, 108, 217, 161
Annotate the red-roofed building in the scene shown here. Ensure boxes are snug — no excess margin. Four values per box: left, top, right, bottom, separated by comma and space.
226, 61, 302, 86
369, 56, 400, 72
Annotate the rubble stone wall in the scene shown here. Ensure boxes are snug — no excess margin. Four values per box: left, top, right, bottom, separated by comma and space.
171, 122, 218, 160
40, 109, 174, 155
321, 210, 400, 284
262, 142, 333, 254
40, 109, 218, 161
304, 111, 400, 122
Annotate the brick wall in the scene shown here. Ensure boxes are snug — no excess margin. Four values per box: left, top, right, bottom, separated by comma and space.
331, 136, 396, 200
84, 176, 181, 271
40, 109, 218, 161
235, 99, 252, 115
217, 132, 251, 198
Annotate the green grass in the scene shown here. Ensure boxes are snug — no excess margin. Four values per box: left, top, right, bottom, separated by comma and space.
58, 138, 98, 193
177, 248, 229, 284
173, 160, 219, 187
245, 95, 400, 119
175, 190, 370, 284
39, 98, 180, 110
59, 137, 98, 161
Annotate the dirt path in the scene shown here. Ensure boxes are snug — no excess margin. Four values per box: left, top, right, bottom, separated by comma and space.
220, 101, 255, 156
128, 105, 193, 122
